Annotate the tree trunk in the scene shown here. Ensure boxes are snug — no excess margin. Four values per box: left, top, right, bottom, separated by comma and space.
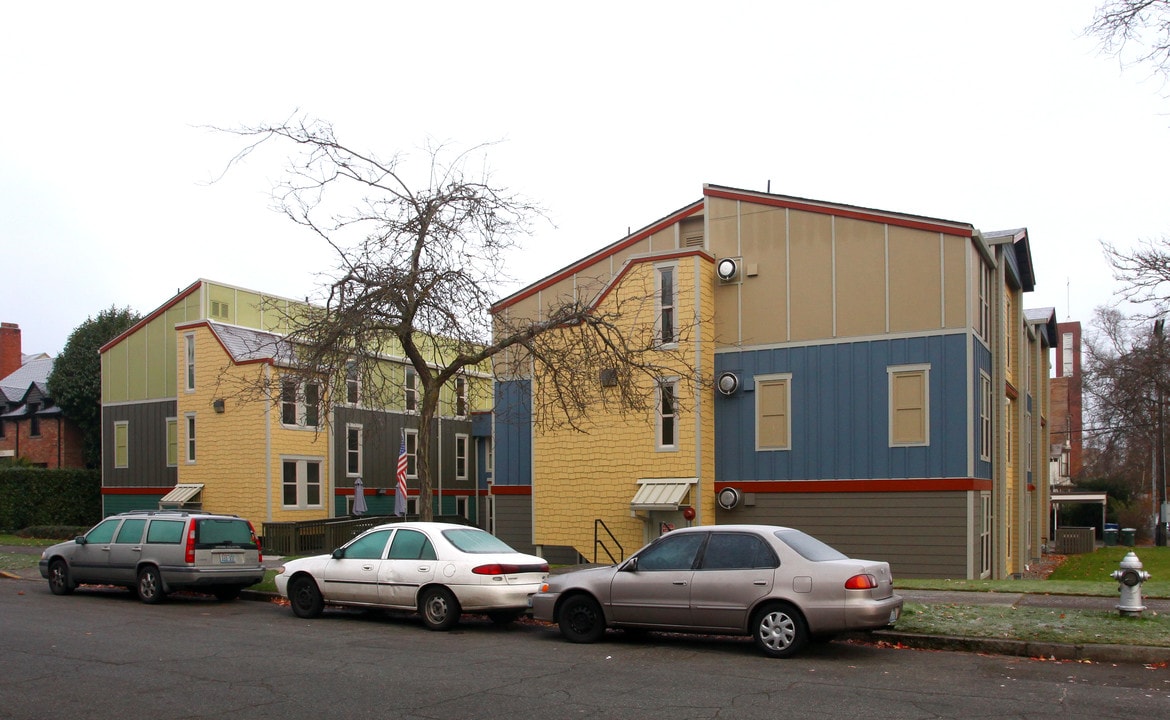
415, 385, 441, 521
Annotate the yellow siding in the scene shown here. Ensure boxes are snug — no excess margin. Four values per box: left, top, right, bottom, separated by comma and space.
531, 254, 715, 557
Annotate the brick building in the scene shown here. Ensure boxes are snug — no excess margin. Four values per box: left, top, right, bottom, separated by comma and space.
0, 322, 85, 468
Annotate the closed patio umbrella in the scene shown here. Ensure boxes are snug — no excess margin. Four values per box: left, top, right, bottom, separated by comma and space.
352, 477, 368, 516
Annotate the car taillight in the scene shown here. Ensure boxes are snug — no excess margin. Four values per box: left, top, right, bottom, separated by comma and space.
844, 574, 878, 590
248, 521, 263, 562
472, 562, 550, 575
185, 523, 197, 564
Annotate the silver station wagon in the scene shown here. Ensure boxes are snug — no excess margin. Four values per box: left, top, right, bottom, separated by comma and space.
39, 510, 265, 603
532, 524, 903, 658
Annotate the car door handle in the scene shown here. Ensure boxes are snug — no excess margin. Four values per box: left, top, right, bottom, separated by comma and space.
753, 580, 767, 586
362, 564, 374, 571
672, 581, 688, 586
417, 566, 430, 572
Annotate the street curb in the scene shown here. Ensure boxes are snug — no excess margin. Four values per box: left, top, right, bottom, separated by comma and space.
859, 629, 1169, 665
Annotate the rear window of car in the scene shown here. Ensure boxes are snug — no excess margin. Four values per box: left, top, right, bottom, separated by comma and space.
147, 519, 185, 544
773, 529, 848, 562
442, 528, 516, 554
194, 518, 256, 549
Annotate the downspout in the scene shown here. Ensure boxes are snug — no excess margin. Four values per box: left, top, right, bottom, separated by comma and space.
993, 252, 1008, 580
693, 255, 704, 525
265, 364, 273, 522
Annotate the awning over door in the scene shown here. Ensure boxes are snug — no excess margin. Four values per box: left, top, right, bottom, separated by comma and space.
159, 483, 204, 509
631, 478, 697, 511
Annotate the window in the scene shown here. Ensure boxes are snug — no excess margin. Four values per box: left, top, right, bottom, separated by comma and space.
1062, 332, 1074, 377
146, 519, 184, 544
1025, 412, 1032, 472
1005, 399, 1014, 465
280, 379, 320, 428
657, 379, 678, 450
114, 421, 129, 469
404, 367, 417, 412
345, 529, 392, 560
980, 493, 992, 578
185, 413, 196, 463
388, 529, 436, 560
282, 458, 323, 509
28, 403, 40, 437
756, 374, 792, 451
636, 532, 705, 571
115, 519, 146, 544
346, 424, 363, 477
454, 376, 467, 417
346, 360, 360, 405
979, 372, 992, 462
84, 518, 121, 544
456, 495, 469, 519
977, 261, 991, 341
455, 433, 468, 480
184, 333, 196, 392
657, 265, 677, 346
889, 365, 929, 447
700, 533, 778, 570
405, 429, 418, 478
166, 418, 178, 467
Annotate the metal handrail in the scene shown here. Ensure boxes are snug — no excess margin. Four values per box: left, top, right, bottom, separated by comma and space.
593, 518, 624, 564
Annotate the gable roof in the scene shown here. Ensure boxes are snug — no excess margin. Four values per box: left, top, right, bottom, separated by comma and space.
0, 355, 54, 403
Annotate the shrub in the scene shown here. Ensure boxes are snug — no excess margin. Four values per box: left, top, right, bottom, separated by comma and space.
0, 468, 101, 533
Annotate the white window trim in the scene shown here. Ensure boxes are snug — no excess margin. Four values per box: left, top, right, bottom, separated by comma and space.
656, 377, 679, 452
655, 262, 679, 349
184, 333, 196, 393
888, 363, 930, 448
755, 372, 793, 451
979, 371, 992, 462
280, 379, 321, 430
184, 412, 197, 464
454, 376, 468, 417
280, 456, 325, 510
346, 423, 363, 478
404, 367, 417, 413
114, 420, 129, 469
346, 359, 361, 406
165, 417, 178, 468
455, 433, 469, 480
405, 428, 419, 479
456, 495, 469, 519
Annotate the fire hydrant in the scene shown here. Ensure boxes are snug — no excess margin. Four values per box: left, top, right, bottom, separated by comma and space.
1110, 551, 1151, 617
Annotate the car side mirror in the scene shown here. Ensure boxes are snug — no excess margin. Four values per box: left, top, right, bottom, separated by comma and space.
74, 536, 87, 545
620, 557, 638, 572
331, 548, 345, 560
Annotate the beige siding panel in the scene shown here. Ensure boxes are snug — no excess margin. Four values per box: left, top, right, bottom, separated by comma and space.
736, 207, 789, 345
708, 214, 738, 261
788, 210, 834, 342
146, 317, 169, 399
103, 343, 128, 403
608, 237, 652, 277
647, 227, 676, 253
834, 218, 887, 337
718, 491, 971, 578
889, 226, 942, 333
539, 275, 578, 319
125, 326, 149, 401
943, 235, 968, 329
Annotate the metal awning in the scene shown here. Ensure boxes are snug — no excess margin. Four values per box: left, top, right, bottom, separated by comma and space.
1050, 493, 1108, 506
159, 483, 204, 508
631, 478, 697, 511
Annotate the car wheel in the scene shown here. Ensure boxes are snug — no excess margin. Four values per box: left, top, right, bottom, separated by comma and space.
137, 566, 166, 604
47, 559, 73, 596
488, 611, 521, 626
752, 603, 808, 658
419, 586, 461, 631
213, 586, 242, 602
288, 576, 325, 618
558, 594, 606, 643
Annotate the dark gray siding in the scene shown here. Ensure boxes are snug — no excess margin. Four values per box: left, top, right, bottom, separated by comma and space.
102, 401, 177, 488
717, 491, 972, 579
493, 494, 533, 553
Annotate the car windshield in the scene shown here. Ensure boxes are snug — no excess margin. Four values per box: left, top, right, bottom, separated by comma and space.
442, 528, 516, 554
773, 529, 848, 561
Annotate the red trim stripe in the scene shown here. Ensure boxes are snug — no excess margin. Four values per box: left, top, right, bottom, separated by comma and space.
489, 485, 532, 496
102, 487, 173, 495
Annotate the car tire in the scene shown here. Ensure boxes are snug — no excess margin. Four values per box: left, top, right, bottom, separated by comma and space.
419, 586, 461, 631
488, 611, 521, 626
288, 576, 325, 618
137, 566, 166, 604
752, 603, 808, 658
213, 586, 242, 602
558, 594, 606, 643
47, 559, 74, 596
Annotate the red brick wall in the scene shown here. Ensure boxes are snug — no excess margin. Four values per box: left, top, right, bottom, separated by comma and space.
0, 322, 21, 379
0, 416, 86, 468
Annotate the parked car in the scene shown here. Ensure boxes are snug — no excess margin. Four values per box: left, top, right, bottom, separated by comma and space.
531, 524, 903, 658
39, 510, 264, 603
274, 521, 549, 630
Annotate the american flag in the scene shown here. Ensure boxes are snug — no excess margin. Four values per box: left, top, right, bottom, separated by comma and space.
395, 434, 408, 516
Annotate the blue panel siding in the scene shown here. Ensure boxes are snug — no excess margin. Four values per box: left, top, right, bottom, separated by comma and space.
715, 335, 972, 481
493, 379, 532, 487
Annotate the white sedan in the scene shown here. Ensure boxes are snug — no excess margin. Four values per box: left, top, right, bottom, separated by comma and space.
274, 522, 549, 630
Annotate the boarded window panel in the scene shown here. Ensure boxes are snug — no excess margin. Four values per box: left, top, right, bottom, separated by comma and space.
891, 370, 927, 445
757, 378, 790, 450
114, 422, 129, 468
166, 419, 178, 467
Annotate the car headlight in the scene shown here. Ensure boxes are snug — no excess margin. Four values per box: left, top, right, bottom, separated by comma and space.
275, 566, 286, 576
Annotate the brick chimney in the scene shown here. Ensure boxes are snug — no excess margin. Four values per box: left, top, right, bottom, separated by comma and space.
0, 322, 22, 379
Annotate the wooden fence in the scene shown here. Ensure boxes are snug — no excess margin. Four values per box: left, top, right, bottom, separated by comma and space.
261, 514, 472, 556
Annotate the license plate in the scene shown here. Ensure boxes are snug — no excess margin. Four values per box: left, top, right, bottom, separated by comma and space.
888, 608, 900, 624
219, 554, 239, 564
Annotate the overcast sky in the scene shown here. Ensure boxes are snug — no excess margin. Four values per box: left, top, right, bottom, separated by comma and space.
4, 1, 1169, 357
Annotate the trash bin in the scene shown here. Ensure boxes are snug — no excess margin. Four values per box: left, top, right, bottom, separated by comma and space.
1120, 527, 1137, 546
1104, 528, 1118, 546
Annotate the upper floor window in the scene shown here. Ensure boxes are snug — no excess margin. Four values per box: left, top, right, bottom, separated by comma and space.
657, 379, 678, 451
979, 372, 992, 462
404, 429, 418, 478
1062, 332, 1074, 377
404, 367, 417, 412
28, 403, 41, 437
346, 360, 361, 405
346, 424, 363, 477
454, 376, 467, 417
977, 261, 991, 342
889, 364, 930, 447
184, 333, 196, 392
455, 433, 469, 480
185, 413, 197, 463
756, 374, 792, 451
281, 379, 320, 428
657, 265, 677, 346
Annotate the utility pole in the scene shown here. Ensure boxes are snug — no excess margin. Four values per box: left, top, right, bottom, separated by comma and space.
1156, 319, 1168, 547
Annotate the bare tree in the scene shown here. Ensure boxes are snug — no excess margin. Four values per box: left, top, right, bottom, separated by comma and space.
1102, 237, 1170, 316
1088, 0, 1170, 77
214, 117, 700, 520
